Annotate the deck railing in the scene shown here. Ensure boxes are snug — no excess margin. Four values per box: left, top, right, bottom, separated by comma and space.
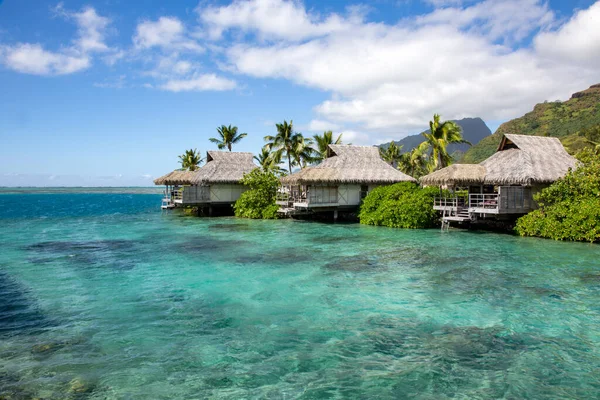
434, 195, 467, 209
468, 194, 499, 210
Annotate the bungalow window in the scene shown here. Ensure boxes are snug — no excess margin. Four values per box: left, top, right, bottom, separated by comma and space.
360, 185, 369, 199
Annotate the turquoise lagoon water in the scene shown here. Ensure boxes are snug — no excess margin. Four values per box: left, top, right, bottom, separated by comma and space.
1, 190, 600, 399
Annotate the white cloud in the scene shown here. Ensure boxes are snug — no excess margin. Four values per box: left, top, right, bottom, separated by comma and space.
414, 0, 554, 43
209, 0, 599, 142
308, 119, 341, 131
535, 1, 600, 67
159, 73, 237, 92
339, 130, 371, 146
0, 5, 114, 75
133, 17, 203, 52
1, 43, 90, 75
69, 6, 112, 52
198, 0, 360, 41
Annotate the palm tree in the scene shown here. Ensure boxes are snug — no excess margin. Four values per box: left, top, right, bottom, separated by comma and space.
291, 134, 316, 169
178, 148, 202, 171
254, 147, 286, 175
422, 114, 470, 170
209, 125, 247, 151
312, 131, 343, 163
379, 141, 403, 166
264, 120, 302, 174
398, 142, 431, 178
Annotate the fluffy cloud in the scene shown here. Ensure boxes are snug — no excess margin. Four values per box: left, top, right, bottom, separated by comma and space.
203, 0, 600, 141
414, 0, 554, 43
0, 43, 90, 75
199, 0, 359, 41
308, 120, 341, 131
0, 5, 114, 75
159, 74, 237, 92
535, 1, 600, 67
133, 17, 203, 52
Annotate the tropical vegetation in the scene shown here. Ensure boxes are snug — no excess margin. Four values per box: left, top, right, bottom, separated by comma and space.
233, 169, 280, 219
515, 148, 600, 243
254, 147, 287, 175
422, 114, 470, 170
398, 142, 431, 179
264, 120, 317, 173
379, 141, 402, 166
178, 148, 202, 171
359, 182, 444, 229
209, 125, 247, 151
313, 131, 343, 163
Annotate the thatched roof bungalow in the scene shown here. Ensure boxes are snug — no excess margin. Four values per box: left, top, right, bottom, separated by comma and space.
190, 151, 257, 185
278, 145, 415, 216
480, 134, 578, 186
421, 133, 578, 222
155, 151, 257, 209
153, 170, 197, 186
420, 164, 486, 187
281, 145, 416, 185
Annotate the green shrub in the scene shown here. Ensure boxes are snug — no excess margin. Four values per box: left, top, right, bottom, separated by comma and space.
234, 169, 279, 219
359, 182, 442, 229
515, 148, 600, 242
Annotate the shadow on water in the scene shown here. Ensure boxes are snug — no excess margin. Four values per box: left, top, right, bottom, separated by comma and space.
234, 247, 319, 266
322, 255, 383, 273
25, 240, 137, 271
177, 235, 248, 254
208, 223, 252, 232
0, 271, 54, 335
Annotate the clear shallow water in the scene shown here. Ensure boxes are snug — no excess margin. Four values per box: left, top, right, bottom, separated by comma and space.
1, 191, 600, 399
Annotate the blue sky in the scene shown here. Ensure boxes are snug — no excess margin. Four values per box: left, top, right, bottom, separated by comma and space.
0, 0, 599, 186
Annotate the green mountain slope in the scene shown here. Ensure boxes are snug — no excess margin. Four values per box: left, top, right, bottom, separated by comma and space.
461, 84, 600, 163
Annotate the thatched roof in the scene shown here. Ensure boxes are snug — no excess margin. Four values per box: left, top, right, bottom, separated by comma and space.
420, 164, 486, 186
481, 134, 578, 185
419, 133, 578, 187
153, 170, 197, 185
190, 151, 257, 185
281, 145, 416, 185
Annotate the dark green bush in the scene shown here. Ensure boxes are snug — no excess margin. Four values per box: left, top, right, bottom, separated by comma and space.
359, 182, 442, 228
515, 148, 600, 242
234, 169, 279, 219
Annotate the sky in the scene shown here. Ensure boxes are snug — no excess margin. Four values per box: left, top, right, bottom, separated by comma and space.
0, 0, 599, 186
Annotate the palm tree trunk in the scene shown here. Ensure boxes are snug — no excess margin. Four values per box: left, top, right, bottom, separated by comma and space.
287, 150, 293, 174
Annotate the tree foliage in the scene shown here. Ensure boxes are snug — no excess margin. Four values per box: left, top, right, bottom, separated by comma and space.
398, 141, 432, 179
379, 141, 403, 166
209, 125, 247, 151
359, 182, 443, 229
312, 131, 343, 163
178, 148, 202, 171
254, 147, 287, 175
233, 169, 280, 219
515, 148, 600, 242
423, 114, 470, 170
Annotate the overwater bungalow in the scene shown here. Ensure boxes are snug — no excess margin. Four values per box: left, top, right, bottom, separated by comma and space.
154, 151, 257, 212
421, 134, 578, 224
277, 144, 416, 219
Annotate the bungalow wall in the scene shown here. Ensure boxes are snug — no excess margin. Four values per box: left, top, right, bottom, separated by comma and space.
209, 184, 247, 203
181, 184, 247, 204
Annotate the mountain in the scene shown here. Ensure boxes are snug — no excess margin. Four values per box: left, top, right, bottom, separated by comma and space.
461, 84, 600, 163
380, 117, 492, 157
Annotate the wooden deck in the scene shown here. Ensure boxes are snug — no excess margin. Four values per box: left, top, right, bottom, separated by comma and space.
435, 186, 535, 224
